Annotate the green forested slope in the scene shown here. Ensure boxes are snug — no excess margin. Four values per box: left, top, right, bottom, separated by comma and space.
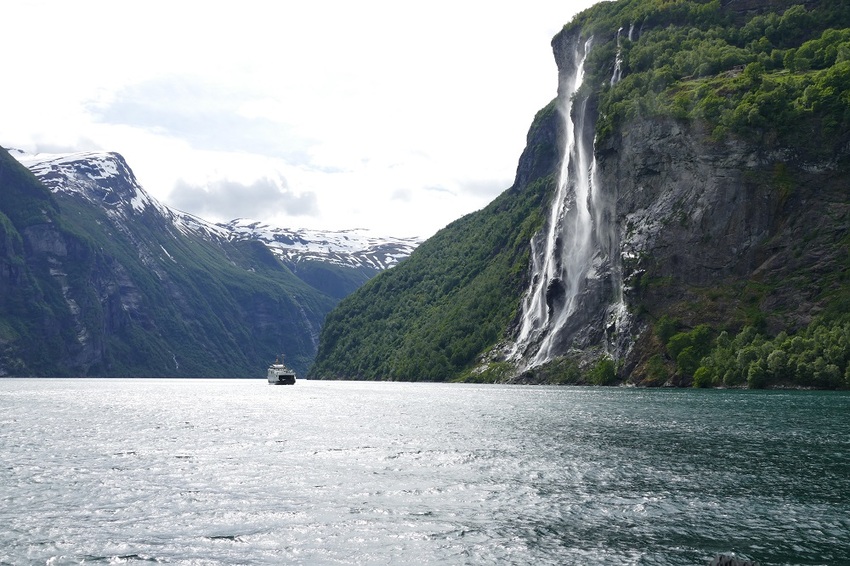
308, 99, 565, 381
56, 192, 334, 376
579, 0, 850, 153
309, 173, 553, 381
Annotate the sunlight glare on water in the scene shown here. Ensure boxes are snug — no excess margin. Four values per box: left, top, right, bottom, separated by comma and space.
1, 379, 848, 565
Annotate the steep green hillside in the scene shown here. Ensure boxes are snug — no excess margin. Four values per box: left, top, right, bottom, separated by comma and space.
309, 175, 554, 381
310, 0, 850, 387
308, 101, 563, 381
58, 193, 332, 376
577, 0, 850, 155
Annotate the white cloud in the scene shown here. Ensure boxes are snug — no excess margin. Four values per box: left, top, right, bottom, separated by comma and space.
170, 177, 318, 220
2, 0, 601, 237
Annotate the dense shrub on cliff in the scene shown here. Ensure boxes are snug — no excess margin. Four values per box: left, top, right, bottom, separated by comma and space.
575, 1, 850, 153
692, 316, 850, 389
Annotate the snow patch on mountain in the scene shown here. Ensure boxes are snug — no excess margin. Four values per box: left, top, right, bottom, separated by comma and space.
170, 209, 232, 240
12, 149, 168, 220
223, 219, 422, 270
12, 149, 420, 271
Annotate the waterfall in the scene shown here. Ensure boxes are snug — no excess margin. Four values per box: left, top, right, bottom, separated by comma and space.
512, 38, 595, 367
511, 34, 629, 370
611, 27, 624, 85
611, 24, 636, 86
599, 25, 632, 356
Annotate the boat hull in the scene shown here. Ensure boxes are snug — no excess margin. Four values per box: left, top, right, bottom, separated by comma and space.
267, 363, 296, 385
268, 374, 296, 385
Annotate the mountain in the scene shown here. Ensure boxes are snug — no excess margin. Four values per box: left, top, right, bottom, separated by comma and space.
1, 148, 417, 377
309, 0, 850, 388
222, 219, 419, 300
224, 220, 418, 271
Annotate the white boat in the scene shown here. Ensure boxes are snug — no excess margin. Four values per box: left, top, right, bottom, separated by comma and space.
267, 357, 296, 385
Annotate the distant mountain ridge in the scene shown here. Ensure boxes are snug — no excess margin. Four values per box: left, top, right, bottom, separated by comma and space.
1, 147, 417, 377
223, 219, 420, 271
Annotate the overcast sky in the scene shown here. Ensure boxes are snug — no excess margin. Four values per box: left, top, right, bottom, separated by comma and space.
3, 0, 600, 238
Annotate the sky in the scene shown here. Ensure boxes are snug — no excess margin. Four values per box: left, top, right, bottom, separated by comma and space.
3, 0, 601, 238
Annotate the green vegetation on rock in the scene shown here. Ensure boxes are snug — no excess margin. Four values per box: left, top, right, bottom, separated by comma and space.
577, 1, 850, 155
694, 316, 850, 388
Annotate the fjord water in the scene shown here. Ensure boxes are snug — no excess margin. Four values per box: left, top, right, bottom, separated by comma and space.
1, 380, 848, 565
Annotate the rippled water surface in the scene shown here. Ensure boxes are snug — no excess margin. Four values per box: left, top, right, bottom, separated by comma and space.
1, 379, 848, 565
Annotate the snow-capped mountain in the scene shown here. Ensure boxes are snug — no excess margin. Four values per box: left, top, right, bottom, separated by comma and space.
223, 219, 421, 270
11, 149, 172, 219
11, 149, 420, 271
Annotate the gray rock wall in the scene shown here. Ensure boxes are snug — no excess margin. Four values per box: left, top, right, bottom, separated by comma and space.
593, 114, 849, 377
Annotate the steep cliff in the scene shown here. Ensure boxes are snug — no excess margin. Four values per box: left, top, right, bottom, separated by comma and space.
597, 115, 849, 381
310, 0, 850, 387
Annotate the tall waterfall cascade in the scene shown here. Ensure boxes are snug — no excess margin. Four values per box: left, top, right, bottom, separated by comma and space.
511, 36, 628, 370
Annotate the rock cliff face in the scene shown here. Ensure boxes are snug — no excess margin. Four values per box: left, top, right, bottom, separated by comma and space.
595, 115, 849, 379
